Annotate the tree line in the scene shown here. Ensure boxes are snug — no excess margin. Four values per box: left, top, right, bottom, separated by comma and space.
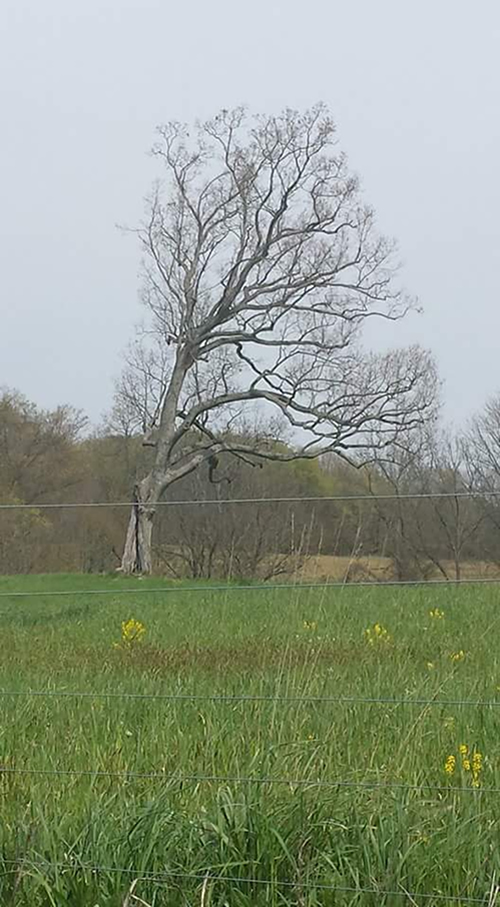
2, 387, 500, 581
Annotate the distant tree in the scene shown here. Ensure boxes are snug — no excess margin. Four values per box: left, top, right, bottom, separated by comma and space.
366, 423, 489, 581
0, 388, 87, 503
0, 389, 87, 573
462, 394, 500, 564
465, 395, 500, 492
112, 105, 437, 573
366, 427, 435, 581
414, 432, 485, 581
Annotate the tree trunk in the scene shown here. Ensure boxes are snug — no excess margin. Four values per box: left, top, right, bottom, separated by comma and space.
119, 351, 193, 575
120, 485, 157, 575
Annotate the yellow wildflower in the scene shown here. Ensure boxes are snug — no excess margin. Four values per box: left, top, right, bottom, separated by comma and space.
429, 608, 445, 620
120, 618, 146, 648
472, 752, 482, 771
364, 623, 391, 646
450, 650, 465, 662
303, 620, 318, 632
426, 662, 435, 670
455, 745, 483, 787
472, 751, 483, 788
444, 755, 456, 775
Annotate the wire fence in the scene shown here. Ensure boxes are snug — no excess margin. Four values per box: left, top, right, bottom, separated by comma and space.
1, 689, 499, 707
1, 765, 500, 795
4, 487, 500, 587
4, 575, 500, 600
0, 859, 491, 903
2, 488, 500, 508
4, 488, 500, 592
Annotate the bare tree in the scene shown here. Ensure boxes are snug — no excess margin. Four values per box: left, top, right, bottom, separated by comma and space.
463, 394, 500, 563
417, 432, 485, 581
107, 338, 172, 439
116, 105, 437, 574
465, 395, 500, 492
366, 424, 489, 581
366, 427, 434, 581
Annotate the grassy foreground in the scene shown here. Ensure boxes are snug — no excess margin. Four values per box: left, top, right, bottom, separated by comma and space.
1, 574, 500, 905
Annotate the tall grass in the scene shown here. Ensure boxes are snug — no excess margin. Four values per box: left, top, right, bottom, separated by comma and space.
1, 573, 500, 904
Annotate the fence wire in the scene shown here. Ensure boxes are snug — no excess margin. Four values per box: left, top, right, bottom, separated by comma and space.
1, 489, 500, 509
3, 575, 500, 599
1, 688, 499, 709
0, 858, 491, 902
1, 765, 499, 796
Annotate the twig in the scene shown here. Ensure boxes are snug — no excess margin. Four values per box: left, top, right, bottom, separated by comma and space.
399, 884, 421, 907
487, 875, 499, 907
122, 879, 138, 907
200, 874, 210, 907
132, 894, 153, 907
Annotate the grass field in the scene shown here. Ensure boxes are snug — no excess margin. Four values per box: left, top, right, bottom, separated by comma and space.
1, 574, 500, 905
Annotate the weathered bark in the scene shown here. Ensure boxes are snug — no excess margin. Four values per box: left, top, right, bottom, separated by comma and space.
120, 349, 192, 575
120, 483, 158, 574
120, 439, 214, 574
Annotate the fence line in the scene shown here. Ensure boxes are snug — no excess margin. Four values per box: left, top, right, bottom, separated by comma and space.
2, 489, 500, 510
1, 765, 498, 795
1, 689, 499, 709
0, 858, 489, 902
2, 575, 500, 599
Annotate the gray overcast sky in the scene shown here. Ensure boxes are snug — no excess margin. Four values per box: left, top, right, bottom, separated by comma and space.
1, 0, 499, 426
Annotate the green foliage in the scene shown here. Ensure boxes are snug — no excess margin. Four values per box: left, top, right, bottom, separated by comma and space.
0, 575, 500, 903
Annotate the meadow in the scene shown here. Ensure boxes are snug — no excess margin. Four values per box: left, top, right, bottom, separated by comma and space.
1, 574, 500, 905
